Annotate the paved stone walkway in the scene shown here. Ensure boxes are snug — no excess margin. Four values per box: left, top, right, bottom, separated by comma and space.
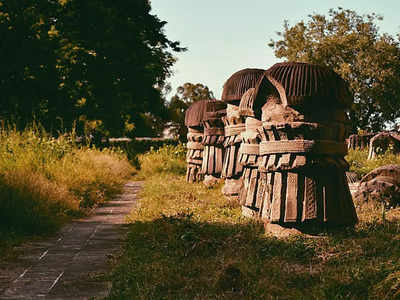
0, 181, 142, 300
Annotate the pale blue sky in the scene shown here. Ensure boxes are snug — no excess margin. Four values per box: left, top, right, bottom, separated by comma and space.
150, 0, 400, 99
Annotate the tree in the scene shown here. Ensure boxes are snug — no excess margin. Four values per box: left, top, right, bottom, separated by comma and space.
168, 83, 214, 140
0, 0, 185, 136
268, 8, 400, 132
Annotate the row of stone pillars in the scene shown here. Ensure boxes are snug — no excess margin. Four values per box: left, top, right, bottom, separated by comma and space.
184, 62, 358, 236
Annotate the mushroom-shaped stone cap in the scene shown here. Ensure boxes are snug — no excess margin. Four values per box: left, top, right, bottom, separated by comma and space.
265, 62, 353, 108
360, 164, 400, 184
221, 68, 265, 104
204, 101, 226, 121
185, 99, 214, 127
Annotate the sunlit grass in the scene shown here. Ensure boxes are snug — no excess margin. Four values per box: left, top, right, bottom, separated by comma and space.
108, 145, 400, 299
346, 148, 400, 178
0, 127, 135, 257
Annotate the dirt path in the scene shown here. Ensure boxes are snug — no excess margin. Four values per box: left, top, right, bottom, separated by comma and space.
0, 181, 142, 300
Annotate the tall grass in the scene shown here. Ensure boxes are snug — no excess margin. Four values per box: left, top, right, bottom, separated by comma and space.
346, 148, 400, 178
0, 127, 134, 240
135, 143, 186, 179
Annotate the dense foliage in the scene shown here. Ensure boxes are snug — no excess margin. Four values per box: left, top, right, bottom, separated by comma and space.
0, 0, 185, 136
269, 8, 400, 132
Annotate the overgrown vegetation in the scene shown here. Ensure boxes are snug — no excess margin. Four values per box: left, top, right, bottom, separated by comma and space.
346, 148, 400, 178
108, 145, 400, 299
0, 127, 134, 257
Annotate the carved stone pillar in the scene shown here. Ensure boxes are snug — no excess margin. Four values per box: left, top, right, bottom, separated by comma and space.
253, 62, 358, 235
220, 68, 265, 199
186, 127, 204, 183
185, 100, 211, 183
239, 117, 263, 217
221, 104, 246, 198
202, 101, 226, 186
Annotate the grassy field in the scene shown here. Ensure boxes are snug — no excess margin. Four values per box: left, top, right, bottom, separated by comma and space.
107, 145, 400, 299
0, 127, 135, 258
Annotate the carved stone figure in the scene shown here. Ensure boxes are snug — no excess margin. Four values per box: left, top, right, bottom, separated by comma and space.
353, 164, 400, 208
185, 100, 211, 183
252, 62, 358, 234
201, 101, 226, 186
347, 133, 375, 150
367, 132, 400, 160
220, 68, 265, 199
237, 88, 263, 217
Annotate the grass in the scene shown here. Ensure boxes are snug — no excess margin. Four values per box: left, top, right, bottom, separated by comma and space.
107, 146, 400, 299
346, 148, 400, 178
0, 127, 135, 258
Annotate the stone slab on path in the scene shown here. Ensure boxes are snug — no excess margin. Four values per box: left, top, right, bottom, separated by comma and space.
0, 181, 143, 300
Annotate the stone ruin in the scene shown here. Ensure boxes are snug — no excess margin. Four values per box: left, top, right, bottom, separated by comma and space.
347, 133, 375, 150
367, 132, 400, 160
220, 68, 265, 200
184, 62, 360, 235
353, 164, 400, 208
201, 101, 227, 186
251, 62, 358, 234
184, 100, 211, 183
238, 88, 263, 217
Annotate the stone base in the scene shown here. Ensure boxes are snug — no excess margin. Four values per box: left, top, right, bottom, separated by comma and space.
241, 206, 259, 219
264, 222, 355, 238
221, 178, 243, 199
264, 223, 303, 238
203, 175, 221, 187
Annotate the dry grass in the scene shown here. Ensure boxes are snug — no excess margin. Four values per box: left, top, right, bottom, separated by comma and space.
108, 146, 400, 299
0, 127, 135, 257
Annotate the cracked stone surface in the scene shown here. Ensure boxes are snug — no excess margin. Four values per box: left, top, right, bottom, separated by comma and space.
0, 181, 142, 300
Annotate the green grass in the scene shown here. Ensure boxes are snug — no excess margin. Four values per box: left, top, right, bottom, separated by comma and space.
346, 148, 400, 178
107, 146, 400, 299
0, 127, 135, 258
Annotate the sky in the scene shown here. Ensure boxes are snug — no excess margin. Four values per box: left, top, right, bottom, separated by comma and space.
150, 0, 400, 100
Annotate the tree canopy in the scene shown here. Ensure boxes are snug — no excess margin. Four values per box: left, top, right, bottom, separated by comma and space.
168, 83, 215, 140
0, 0, 185, 136
268, 8, 400, 132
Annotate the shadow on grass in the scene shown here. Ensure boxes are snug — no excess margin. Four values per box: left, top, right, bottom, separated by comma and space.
107, 213, 399, 300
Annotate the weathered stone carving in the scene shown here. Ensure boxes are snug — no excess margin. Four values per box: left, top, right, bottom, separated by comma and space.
252, 62, 358, 234
353, 164, 400, 208
347, 133, 375, 150
236, 88, 263, 217
185, 100, 211, 183
220, 69, 265, 199
202, 101, 226, 186
367, 132, 400, 160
